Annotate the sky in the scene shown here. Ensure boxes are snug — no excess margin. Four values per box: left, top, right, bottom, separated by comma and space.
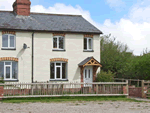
0, 0, 150, 55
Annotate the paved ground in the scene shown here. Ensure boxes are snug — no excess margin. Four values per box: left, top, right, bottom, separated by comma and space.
0, 101, 150, 113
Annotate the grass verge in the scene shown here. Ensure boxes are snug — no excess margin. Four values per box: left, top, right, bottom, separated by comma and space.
0, 96, 146, 103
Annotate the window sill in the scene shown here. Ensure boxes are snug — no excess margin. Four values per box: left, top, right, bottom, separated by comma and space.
3, 79, 19, 82
49, 79, 68, 81
52, 49, 66, 51
1, 48, 16, 50
83, 50, 94, 52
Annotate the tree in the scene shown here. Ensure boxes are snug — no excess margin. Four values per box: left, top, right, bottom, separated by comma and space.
100, 34, 133, 77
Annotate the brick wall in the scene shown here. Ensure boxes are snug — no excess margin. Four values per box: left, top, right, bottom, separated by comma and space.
129, 86, 142, 98
0, 86, 4, 98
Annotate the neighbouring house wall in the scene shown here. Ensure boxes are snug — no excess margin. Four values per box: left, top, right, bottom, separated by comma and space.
0, 31, 32, 83
0, 31, 100, 83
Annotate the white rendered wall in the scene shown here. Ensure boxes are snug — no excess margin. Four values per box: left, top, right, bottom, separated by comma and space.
0, 31, 101, 83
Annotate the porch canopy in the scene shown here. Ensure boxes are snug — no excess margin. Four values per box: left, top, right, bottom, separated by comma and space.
78, 56, 102, 82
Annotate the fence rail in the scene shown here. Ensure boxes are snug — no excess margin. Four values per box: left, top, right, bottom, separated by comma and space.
114, 78, 143, 87
0, 82, 128, 98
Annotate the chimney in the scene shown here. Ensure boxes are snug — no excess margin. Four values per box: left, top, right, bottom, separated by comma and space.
13, 0, 31, 16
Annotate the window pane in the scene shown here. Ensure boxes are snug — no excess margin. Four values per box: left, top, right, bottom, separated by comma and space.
84, 38, 87, 50
10, 36, 15, 47
59, 37, 64, 49
53, 38, 57, 48
12, 62, 18, 79
89, 39, 92, 49
62, 63, 66, 79
88, 69, 90, 78
56, 67, 60, 78
85, 69, 87, 78
6, 67, 10, 79
56, 63, 60, 66
0, 62, 4, 78
2, 35, 8, 47
50, 63, 54, 79
5, 62, 11, 65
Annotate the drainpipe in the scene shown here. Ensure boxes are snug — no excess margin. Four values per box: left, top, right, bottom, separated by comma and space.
32, 32, 34, 83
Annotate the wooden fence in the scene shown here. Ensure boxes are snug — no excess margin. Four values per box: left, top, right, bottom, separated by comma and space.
143, 80, 150, 98
0, 82, 128, 98
114, 78, 143, 87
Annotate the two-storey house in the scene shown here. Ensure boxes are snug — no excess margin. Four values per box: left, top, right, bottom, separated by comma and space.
0, 0, 102, 84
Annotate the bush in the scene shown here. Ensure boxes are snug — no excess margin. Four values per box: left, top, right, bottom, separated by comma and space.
0, 77, 4, 83
96, 70, 114, 82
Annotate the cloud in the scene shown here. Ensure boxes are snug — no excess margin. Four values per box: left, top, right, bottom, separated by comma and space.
98, 19, 150, 55
129, 5, 150, 23
0, 0, 15, 10
106, 0, 125, 10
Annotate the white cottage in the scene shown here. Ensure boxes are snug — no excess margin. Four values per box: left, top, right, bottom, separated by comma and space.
0, 0, 102, 84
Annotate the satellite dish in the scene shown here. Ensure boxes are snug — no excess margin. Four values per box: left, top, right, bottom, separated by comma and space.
23, 43, 27, 49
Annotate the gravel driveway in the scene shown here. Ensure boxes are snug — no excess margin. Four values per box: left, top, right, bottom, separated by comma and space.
0, 101, 150, 113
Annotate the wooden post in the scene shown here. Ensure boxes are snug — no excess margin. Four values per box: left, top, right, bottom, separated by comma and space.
47, 81, 48, 95
130, 79, 131, 86
126, 80, 129, 96
62, 84, 64, 95
31, 85, 33, 95
142, 80, 145, 98
96, 84, 98, 94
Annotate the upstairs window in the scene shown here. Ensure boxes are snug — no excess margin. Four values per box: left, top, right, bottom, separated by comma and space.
2, 34, 16, 49
84, 37, 93, 51
53, 36, 64, 50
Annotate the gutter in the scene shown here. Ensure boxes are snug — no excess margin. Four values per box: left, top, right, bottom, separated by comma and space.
32, 32, 34, 83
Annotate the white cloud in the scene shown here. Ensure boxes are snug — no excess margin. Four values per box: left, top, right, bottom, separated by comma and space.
0, 0, 150, 55
98, 19, 150, 55
0, 0, 15, 10
129, 5, 150, 23
106, 0, 125, 10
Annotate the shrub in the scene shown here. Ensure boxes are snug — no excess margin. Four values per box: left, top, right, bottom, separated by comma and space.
96, 70, 114, 82
0, 77, 4, 83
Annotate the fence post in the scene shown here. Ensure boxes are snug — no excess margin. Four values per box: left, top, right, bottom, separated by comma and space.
142, 80, 145, 98
129, 79, 131, 86
31, 84, 33, 95
138, 79, 139, 87
62, 84, 64, 95
96, 84, 98, 94
126, 80, 129, 97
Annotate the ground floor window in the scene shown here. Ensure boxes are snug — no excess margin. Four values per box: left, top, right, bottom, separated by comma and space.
0, 61, 18, 80
50, 62, 67, 80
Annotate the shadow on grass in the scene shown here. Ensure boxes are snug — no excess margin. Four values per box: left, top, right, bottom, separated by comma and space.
1, 96, 144, 103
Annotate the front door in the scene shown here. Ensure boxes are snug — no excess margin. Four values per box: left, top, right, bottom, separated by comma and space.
83, 66, 93, 87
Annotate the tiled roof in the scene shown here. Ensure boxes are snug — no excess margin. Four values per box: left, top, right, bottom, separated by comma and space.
78, 57, 93, 66
0, 11, 102, 34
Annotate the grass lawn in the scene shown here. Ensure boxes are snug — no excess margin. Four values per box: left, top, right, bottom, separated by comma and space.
0, 96, 146, 103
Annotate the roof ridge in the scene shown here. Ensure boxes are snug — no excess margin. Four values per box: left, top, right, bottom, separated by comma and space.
0, 10, 82, 17
30, 12, 82, 17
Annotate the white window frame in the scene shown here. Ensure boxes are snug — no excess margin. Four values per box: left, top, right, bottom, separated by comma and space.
3, 61, 17, 80
2, 34, 16, 49
84, 37, 93, 51
50, 61, 67, 80
52, 36, 64, 50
